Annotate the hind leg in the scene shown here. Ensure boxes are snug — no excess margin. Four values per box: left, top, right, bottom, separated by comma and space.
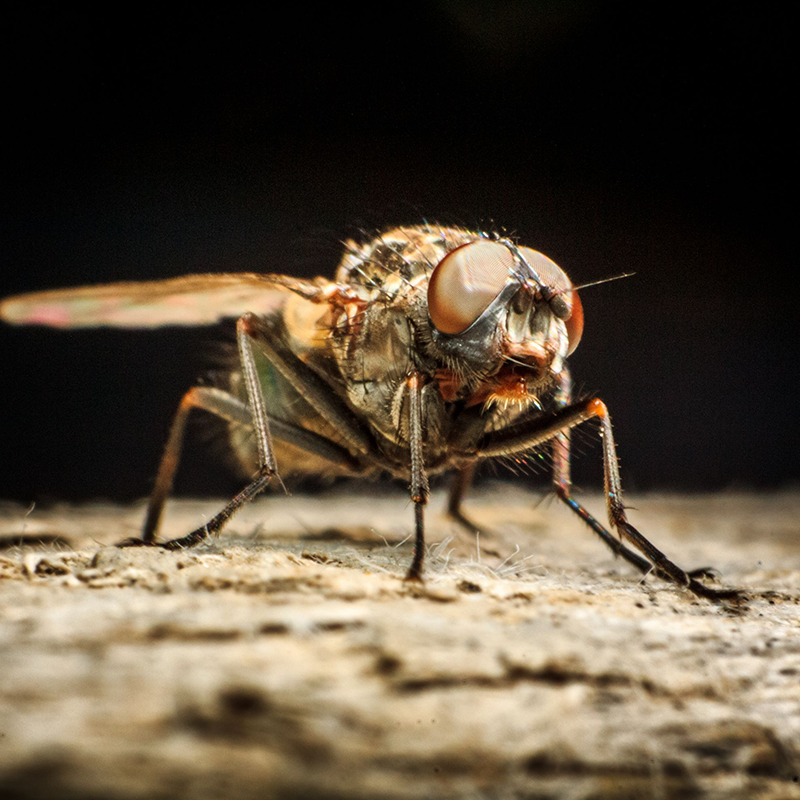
119, 313, 361, 549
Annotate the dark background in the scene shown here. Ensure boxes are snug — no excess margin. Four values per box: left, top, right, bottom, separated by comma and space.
2, 3, 794, 504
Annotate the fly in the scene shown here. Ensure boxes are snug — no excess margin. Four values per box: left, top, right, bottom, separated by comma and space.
0, 225, 740, 601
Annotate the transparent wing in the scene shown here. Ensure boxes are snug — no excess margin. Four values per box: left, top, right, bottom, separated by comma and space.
0, 273, 328, 329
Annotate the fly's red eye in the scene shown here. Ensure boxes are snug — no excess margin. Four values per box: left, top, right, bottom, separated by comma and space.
427, 241, 514, 334
565, 290, 583, 355
517, 246, 583, 355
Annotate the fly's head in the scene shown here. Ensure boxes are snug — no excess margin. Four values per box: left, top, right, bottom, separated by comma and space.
424, 238, 583, 406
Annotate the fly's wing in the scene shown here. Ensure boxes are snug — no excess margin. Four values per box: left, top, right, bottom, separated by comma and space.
0, 273, 329, 329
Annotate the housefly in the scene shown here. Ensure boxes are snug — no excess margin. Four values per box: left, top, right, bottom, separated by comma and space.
1, 225, 739, 600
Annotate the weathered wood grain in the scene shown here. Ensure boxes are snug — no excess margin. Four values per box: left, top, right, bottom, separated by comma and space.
1, 487, 798, 799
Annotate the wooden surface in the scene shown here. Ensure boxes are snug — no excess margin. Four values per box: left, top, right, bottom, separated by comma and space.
1, 486, 799, 799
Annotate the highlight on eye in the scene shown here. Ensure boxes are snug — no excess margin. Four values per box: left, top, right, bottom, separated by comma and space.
427, 240, 516, 334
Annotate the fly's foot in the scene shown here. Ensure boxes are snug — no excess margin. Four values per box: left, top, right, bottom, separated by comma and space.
685, 567, 746, 603
116, 528, 210, 550
687, 566, 721, 580
116, 537, 160, 548
446, 507, 486, 537
446, 511, 503, 558
687, 577, 746, 604
651, 561, 743, 603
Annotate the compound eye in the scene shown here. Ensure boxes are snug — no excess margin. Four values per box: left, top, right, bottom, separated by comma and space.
565, 291, 583, 355
428, 240, 514, 334
518, 247, 583, 355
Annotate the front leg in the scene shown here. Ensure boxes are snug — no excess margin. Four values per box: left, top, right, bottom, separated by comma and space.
550, 370, 688, 579
476, 397, 742, 602
587, 399, 741, 600
405, 371, 430, 581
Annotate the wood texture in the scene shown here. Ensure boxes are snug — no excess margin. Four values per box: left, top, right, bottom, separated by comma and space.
1, 486, 798, 799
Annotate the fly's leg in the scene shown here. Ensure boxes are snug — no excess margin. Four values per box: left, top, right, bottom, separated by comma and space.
405, 371, 429, 581
120, 313, 366, 551
138, 386, 250, 542
446, 462, 483, 533
588, 400, 740, 599
119, 315, 279, 549
476, 396, 741, 601
117, 384, 360, 546
246, 313, 375, 460
445, 463, 506, 558
549, 370, 667, 576
549, 374, 716, 583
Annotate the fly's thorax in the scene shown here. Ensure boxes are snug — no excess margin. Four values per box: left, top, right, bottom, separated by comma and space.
329, 294, 422, 444
336, 225, 476, 296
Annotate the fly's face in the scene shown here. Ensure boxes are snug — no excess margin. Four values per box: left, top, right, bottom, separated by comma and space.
425, 238, 584, 405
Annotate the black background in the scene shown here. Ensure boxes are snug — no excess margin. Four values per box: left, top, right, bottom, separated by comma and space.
2, 3, 795, 503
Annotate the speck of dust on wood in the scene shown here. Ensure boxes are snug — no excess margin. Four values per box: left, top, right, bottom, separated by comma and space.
0, 487, 799, 800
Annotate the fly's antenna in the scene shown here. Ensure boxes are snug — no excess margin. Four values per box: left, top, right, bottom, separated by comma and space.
545, 271, 636, 299
570, 272, 636, 292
